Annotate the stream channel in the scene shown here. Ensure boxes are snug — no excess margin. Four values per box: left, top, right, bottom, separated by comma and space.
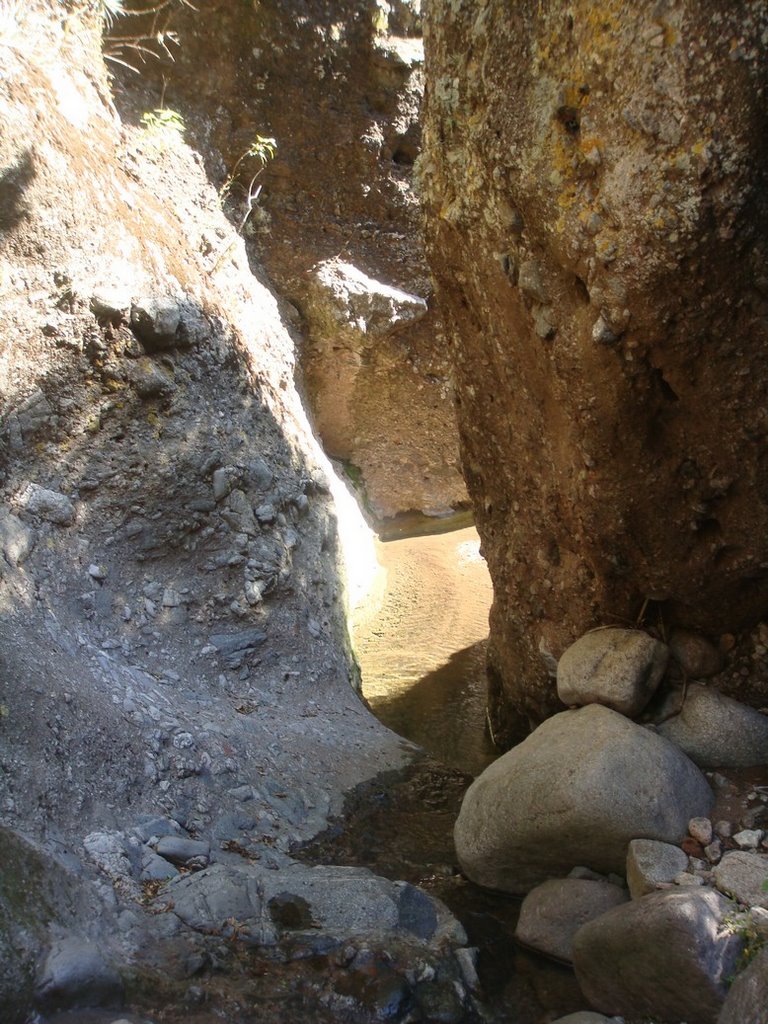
304, 518, 593, 1023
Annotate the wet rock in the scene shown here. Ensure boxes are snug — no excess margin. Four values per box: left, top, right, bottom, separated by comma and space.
17, 483, 75, 526
556, 628, 668, 717
0, 510, 34, 565
657, 683, 768, 768
572, 889, 742, 1024
626, 838, 688, 898
454, 705, 713, 893
713, 851, 768, 908
515, 877, 628, 963
36, 937, 123, 1011
153, 835, 210, 867
719, 947, 768, 1024
397, 883, 439, 941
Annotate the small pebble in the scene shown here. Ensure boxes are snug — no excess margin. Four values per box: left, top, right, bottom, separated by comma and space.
704, 840, 722, 864
733, 829, 764, 849
715, 820, 733, 839
688, 816, 713, 846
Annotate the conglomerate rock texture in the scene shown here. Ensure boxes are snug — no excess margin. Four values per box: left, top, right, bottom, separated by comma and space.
115, 0, 467, 521
421, 0, 768, 741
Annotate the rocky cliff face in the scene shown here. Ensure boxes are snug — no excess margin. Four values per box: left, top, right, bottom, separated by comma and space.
421, 0, 768, 741
114, 0, 467, 521
0, 3, 458, 1014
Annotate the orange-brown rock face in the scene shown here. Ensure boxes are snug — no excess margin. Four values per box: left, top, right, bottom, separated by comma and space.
421, 0, 768, 742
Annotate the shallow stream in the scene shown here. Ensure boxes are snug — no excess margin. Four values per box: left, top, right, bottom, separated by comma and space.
324, 520, 593, 1021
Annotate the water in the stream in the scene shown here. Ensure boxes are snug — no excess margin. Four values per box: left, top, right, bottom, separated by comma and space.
336, 520, 593, 1022
353, 523, 497, 778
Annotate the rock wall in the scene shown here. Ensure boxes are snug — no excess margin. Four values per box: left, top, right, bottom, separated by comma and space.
113, 0, 467, 521
421, 0, 768, 741
0, 2, 449, 1013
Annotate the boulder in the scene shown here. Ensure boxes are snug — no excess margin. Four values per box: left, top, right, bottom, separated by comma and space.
35, 937, 123, 1012
454, 705, 713, 893
713, 852, 768, 909
626, 838, 689, 898
16, 483, 74, 526
572, 889, 742, 1024
657, 684, 768, 767
515, 877, 627, 962
165, 862, 465, 956
719, 947, 768, 1024
556, 628, 668, 717
152, 835, 209, 867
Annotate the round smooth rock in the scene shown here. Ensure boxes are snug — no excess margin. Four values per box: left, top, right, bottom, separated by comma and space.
454, 705, 713, 893
557, 628, 669, 717
657, 684, 768, 768
515, 877, 627, 962
572, 889, 741, 1024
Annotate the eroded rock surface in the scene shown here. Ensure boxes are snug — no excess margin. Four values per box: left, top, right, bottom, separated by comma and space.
422, 0, 768, 741
115, 0, 467, 520
0, 4, 466, 1020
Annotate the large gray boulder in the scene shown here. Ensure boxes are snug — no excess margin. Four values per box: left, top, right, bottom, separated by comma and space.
719, 947, 768, 1024
557, 628, 668, 717
657, 683, 768, 767
572, 889, 742, 1024
515, 877, 628, 963
164, 862, 465, 955
454, 705, 713, 893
